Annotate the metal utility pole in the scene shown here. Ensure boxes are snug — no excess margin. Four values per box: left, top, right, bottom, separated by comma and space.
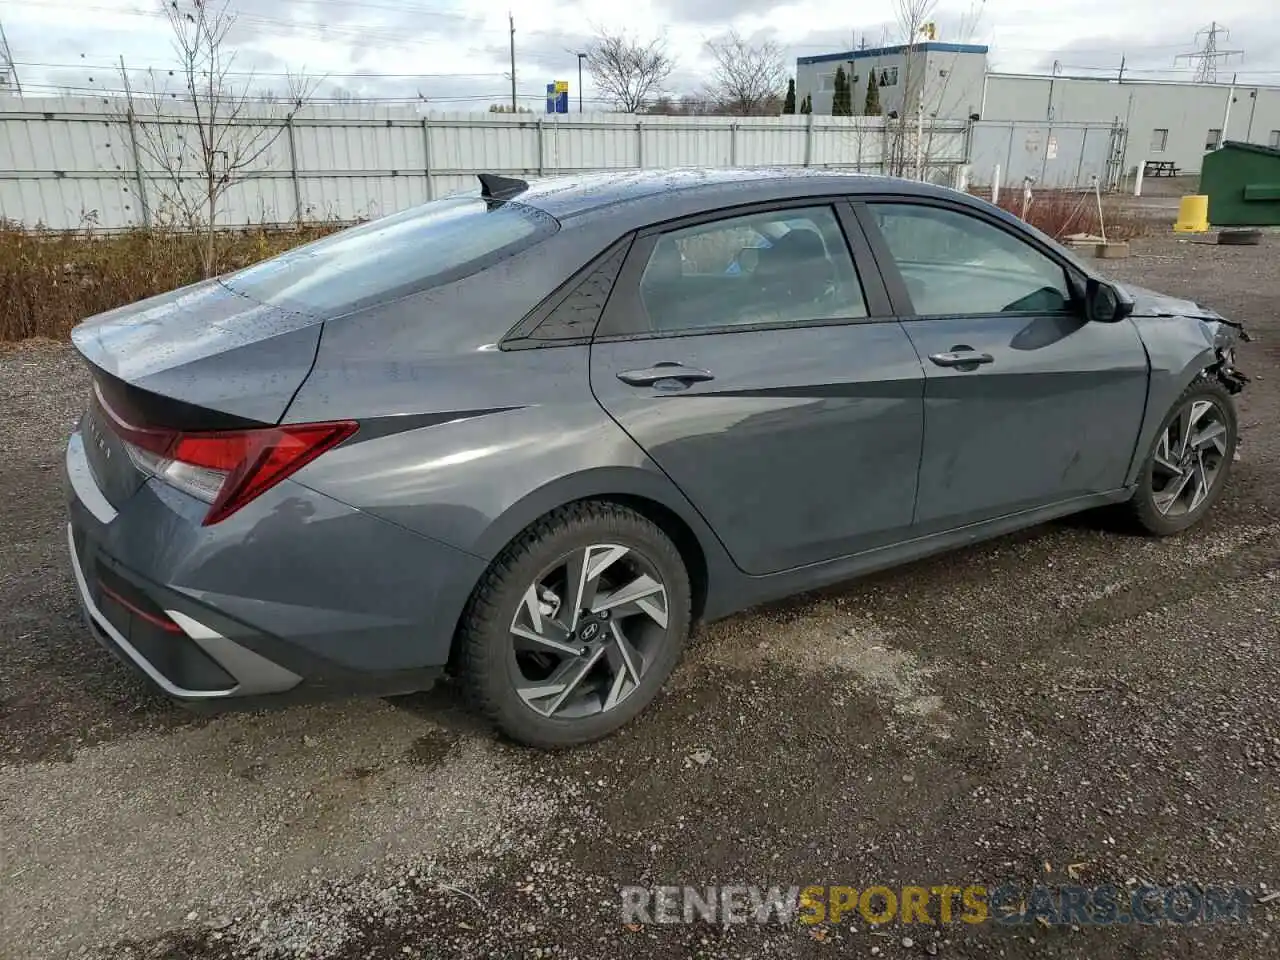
1047, 59, 1060, 120
508, 12, 517, 112
577, 52, 586, 113
1118, 56, 1126, 82
118, 55, 151, 227
915, 87, 924, 179
1175, 22, 1243, 83
1220, 71, 1238, 145
118, 54, 133, 102
0, 19, 22, 96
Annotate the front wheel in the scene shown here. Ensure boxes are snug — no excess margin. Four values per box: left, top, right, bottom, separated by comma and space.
1127, 378, 1238, 536
456, 502, 692, 748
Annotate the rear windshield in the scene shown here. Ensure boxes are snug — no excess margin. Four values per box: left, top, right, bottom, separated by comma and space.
222, 195, 557, 315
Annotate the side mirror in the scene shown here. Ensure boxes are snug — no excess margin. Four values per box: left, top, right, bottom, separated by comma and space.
1084, 278, 1133, 323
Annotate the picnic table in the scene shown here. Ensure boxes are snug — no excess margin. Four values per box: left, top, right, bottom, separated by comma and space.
1144, 160, 1180, 177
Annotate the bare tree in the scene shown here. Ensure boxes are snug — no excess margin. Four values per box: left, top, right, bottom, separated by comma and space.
885, 0, 938, 177
643, 95, 684, 116
703, 30, 788, 116
584, 28, 674, 113
119, 0, 316, 275
886, 0, 985, 180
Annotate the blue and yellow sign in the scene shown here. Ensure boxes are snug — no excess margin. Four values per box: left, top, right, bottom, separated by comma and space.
546, 80, 569, 114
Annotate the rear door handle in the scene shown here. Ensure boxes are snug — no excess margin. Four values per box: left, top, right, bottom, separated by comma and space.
617, 362, 715, 387
929, 351, 995, 368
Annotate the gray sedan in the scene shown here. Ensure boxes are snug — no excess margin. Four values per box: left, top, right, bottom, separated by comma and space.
64, 169, 1250, 747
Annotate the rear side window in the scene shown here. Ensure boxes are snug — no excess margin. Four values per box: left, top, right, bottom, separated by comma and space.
523, 241, 630, 343
223, 196, 557, 315
634, 205, 867, 334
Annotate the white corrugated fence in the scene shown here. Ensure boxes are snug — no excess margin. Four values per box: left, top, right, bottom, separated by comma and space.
0, 98, 977, 231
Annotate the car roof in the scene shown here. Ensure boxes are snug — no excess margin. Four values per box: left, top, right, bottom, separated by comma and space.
510, 168, 955, 223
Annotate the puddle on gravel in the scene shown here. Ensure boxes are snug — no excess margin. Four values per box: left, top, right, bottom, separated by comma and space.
689, 607, 954, 737
404, 729, 461, 768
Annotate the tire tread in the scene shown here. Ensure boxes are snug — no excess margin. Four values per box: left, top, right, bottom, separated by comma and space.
454, 500, 689, 748
1124, 376, 1237, 536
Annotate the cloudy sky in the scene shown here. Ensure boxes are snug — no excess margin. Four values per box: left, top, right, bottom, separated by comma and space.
4, 0, 1278, 109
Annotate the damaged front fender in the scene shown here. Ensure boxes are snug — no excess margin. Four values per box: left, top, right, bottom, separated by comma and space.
1124, 311, 1251, 486
1206, 318, 1251, 395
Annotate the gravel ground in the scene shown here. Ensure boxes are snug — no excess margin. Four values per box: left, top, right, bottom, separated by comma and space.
1, 234, 1277, 960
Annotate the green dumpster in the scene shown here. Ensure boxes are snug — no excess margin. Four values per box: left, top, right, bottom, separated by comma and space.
1199, 141, 1280, 227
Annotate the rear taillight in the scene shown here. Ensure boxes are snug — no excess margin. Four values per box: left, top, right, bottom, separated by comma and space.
93, 383, 356, 525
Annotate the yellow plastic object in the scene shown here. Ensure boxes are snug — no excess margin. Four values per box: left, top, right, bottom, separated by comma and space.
1173, 194, 1209, 233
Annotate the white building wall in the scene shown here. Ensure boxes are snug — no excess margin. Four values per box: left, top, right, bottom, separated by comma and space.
925, 49, 987, 120
847, 51, 916, 117
796, 44, 987, 120
982, 75, 1280, 175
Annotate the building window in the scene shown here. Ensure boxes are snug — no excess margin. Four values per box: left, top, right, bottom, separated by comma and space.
1150, 129, 1168, 153
1269, 130, 1280, 149
878, 66, 899, 87
820, 67, 858, 91
1205, 128, 1222, 150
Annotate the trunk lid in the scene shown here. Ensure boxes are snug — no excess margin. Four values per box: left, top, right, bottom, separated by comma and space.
70, 279, 323, 506
71, 278, 323, 423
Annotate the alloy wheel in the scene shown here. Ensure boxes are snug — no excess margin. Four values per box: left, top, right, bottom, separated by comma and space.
509, 543, 670, 719
1150, 397, 1230, 518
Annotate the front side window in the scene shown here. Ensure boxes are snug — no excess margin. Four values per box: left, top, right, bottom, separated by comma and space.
1151, 128, 1169, 153
1270, 130, 1280, 149
223, 195, 557, 315
1205, 128, 1222, 151
870, 204, 1073, 316
635, 206, 868, 334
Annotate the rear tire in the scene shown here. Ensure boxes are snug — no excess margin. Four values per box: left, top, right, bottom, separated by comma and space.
1126, 378, 1238, 536
456, 502, 691, 749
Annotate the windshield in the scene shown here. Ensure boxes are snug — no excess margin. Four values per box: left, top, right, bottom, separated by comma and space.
222, 196, 558, 315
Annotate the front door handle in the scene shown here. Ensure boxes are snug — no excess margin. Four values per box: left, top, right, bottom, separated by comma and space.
617, 362, 715, 387
929, 350, 995, 368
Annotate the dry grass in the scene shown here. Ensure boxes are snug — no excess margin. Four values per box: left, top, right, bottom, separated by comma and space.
972, 188, 1148, 242
0, 224, 339, 342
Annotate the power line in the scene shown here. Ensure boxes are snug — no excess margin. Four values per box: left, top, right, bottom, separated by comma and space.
13, 61, 511, 80
22, 3, 460, 54
264, 0, 478, 22
11, 79, 628, 104
29, 2, 570, 49
508, 11, 517, 112
1057, 63, 1280, 78
1174, 22, 1243, 83
0, 18, 22, 95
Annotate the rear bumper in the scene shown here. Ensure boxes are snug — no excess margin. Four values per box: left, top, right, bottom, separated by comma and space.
65, 428, 486, 705
67, 522, 304, 699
